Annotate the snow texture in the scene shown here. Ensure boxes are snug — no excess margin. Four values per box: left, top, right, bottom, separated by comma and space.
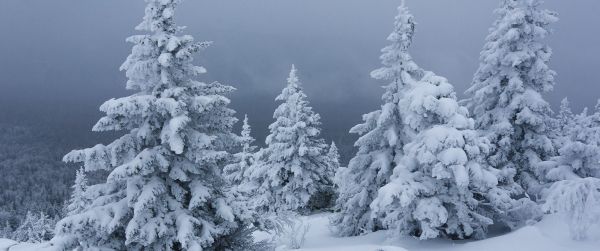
254, 213, 600, 251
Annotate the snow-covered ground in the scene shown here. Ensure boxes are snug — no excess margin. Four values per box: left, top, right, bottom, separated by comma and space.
267, 213, 599, 251
0, 239, 56, 251
2, 213, 598, 251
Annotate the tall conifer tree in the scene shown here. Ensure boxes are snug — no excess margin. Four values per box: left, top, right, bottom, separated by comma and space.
64, 168, 88, 217
334, 1, 537, 239
224, 115, 257, 184
243, 66, 332, 214
332, 1, 422, 236
53, 0, 243, 249
465, 0, 558, 196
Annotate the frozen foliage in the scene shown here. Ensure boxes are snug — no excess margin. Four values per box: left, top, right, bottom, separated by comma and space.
556, 98, 575, 135
332, 2, 421, 237
239, 65, 333, 216
542, 100, 600, 240
544, 100, 600, 181
544, 178, 600, 240
224, 115, 257, 184
10, 212, 55, 243
335, 1, 536, 240
308, 142, 341, 210
210, 225, 273, 251
327, 142, 341, 175
275, 218, 310, 250
370, 70, 534, 240
64, 168, 88, 217
465, 0, 558, 196
52, 0, 246, 250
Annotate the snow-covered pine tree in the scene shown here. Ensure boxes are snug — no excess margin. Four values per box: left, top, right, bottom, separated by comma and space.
465, 0, 558, 197
52, 0, 244, 250
224, 115, 257, 184
244, 65, 332, 214
556, 98, 575, 134
31, 212, 54, 243
331, 1, 422, 237
64, 168, 88, 217
542, 101, 600, 240
371, 67, 539, 239
12, 212, 53, 243
545, 104, 600, 182
12, 211, 35, 242
327, 142, 340, 176
336, 1, 537, 240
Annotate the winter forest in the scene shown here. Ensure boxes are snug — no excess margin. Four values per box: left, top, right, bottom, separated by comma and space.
0, 0, 599, 250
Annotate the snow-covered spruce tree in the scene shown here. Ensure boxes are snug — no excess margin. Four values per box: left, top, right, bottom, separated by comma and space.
224, 115, 257, 184
327, 142, 341, 176
545, 103, 600, 182
465, 0, 558, 197
52, 0, 246, 250
12, 212, 54, 243
335, 1, 536, 240
64, 168, 88, 217
370, 68, 538, 239
555, 98, 575, 136
331, 1, 422, 237
542, 101, 600, 240
11, 211, 35, 242
314, 141, 341, 210
31, 212, 55, 243
244, 65, 332, 214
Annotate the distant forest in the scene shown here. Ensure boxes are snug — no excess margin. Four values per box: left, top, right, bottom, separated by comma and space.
0, 124, 108, 228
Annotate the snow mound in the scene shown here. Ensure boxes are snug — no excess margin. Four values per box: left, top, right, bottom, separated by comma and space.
3, 214, 599, 251
287, 213, 599, 251
0, 239, 17, 250
0, 239, 56, 251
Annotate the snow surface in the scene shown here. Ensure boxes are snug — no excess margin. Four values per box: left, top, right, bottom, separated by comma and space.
262, 213, 599, 251
1, 213, 599, 250
0, 239, 56, 251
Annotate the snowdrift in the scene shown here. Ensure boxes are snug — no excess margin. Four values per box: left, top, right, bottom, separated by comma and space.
2, 213, 598, 251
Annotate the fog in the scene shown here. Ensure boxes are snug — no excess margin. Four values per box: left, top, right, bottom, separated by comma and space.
0, 0, 599, 155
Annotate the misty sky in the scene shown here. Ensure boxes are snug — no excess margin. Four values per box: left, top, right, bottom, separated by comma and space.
0, 0, 599, 153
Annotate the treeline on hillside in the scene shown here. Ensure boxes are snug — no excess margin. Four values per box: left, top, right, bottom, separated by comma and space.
0, 124, 107, 233
0, 124, 72, 226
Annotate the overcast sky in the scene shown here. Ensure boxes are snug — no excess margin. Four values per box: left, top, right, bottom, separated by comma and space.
0, 0, 599, 152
